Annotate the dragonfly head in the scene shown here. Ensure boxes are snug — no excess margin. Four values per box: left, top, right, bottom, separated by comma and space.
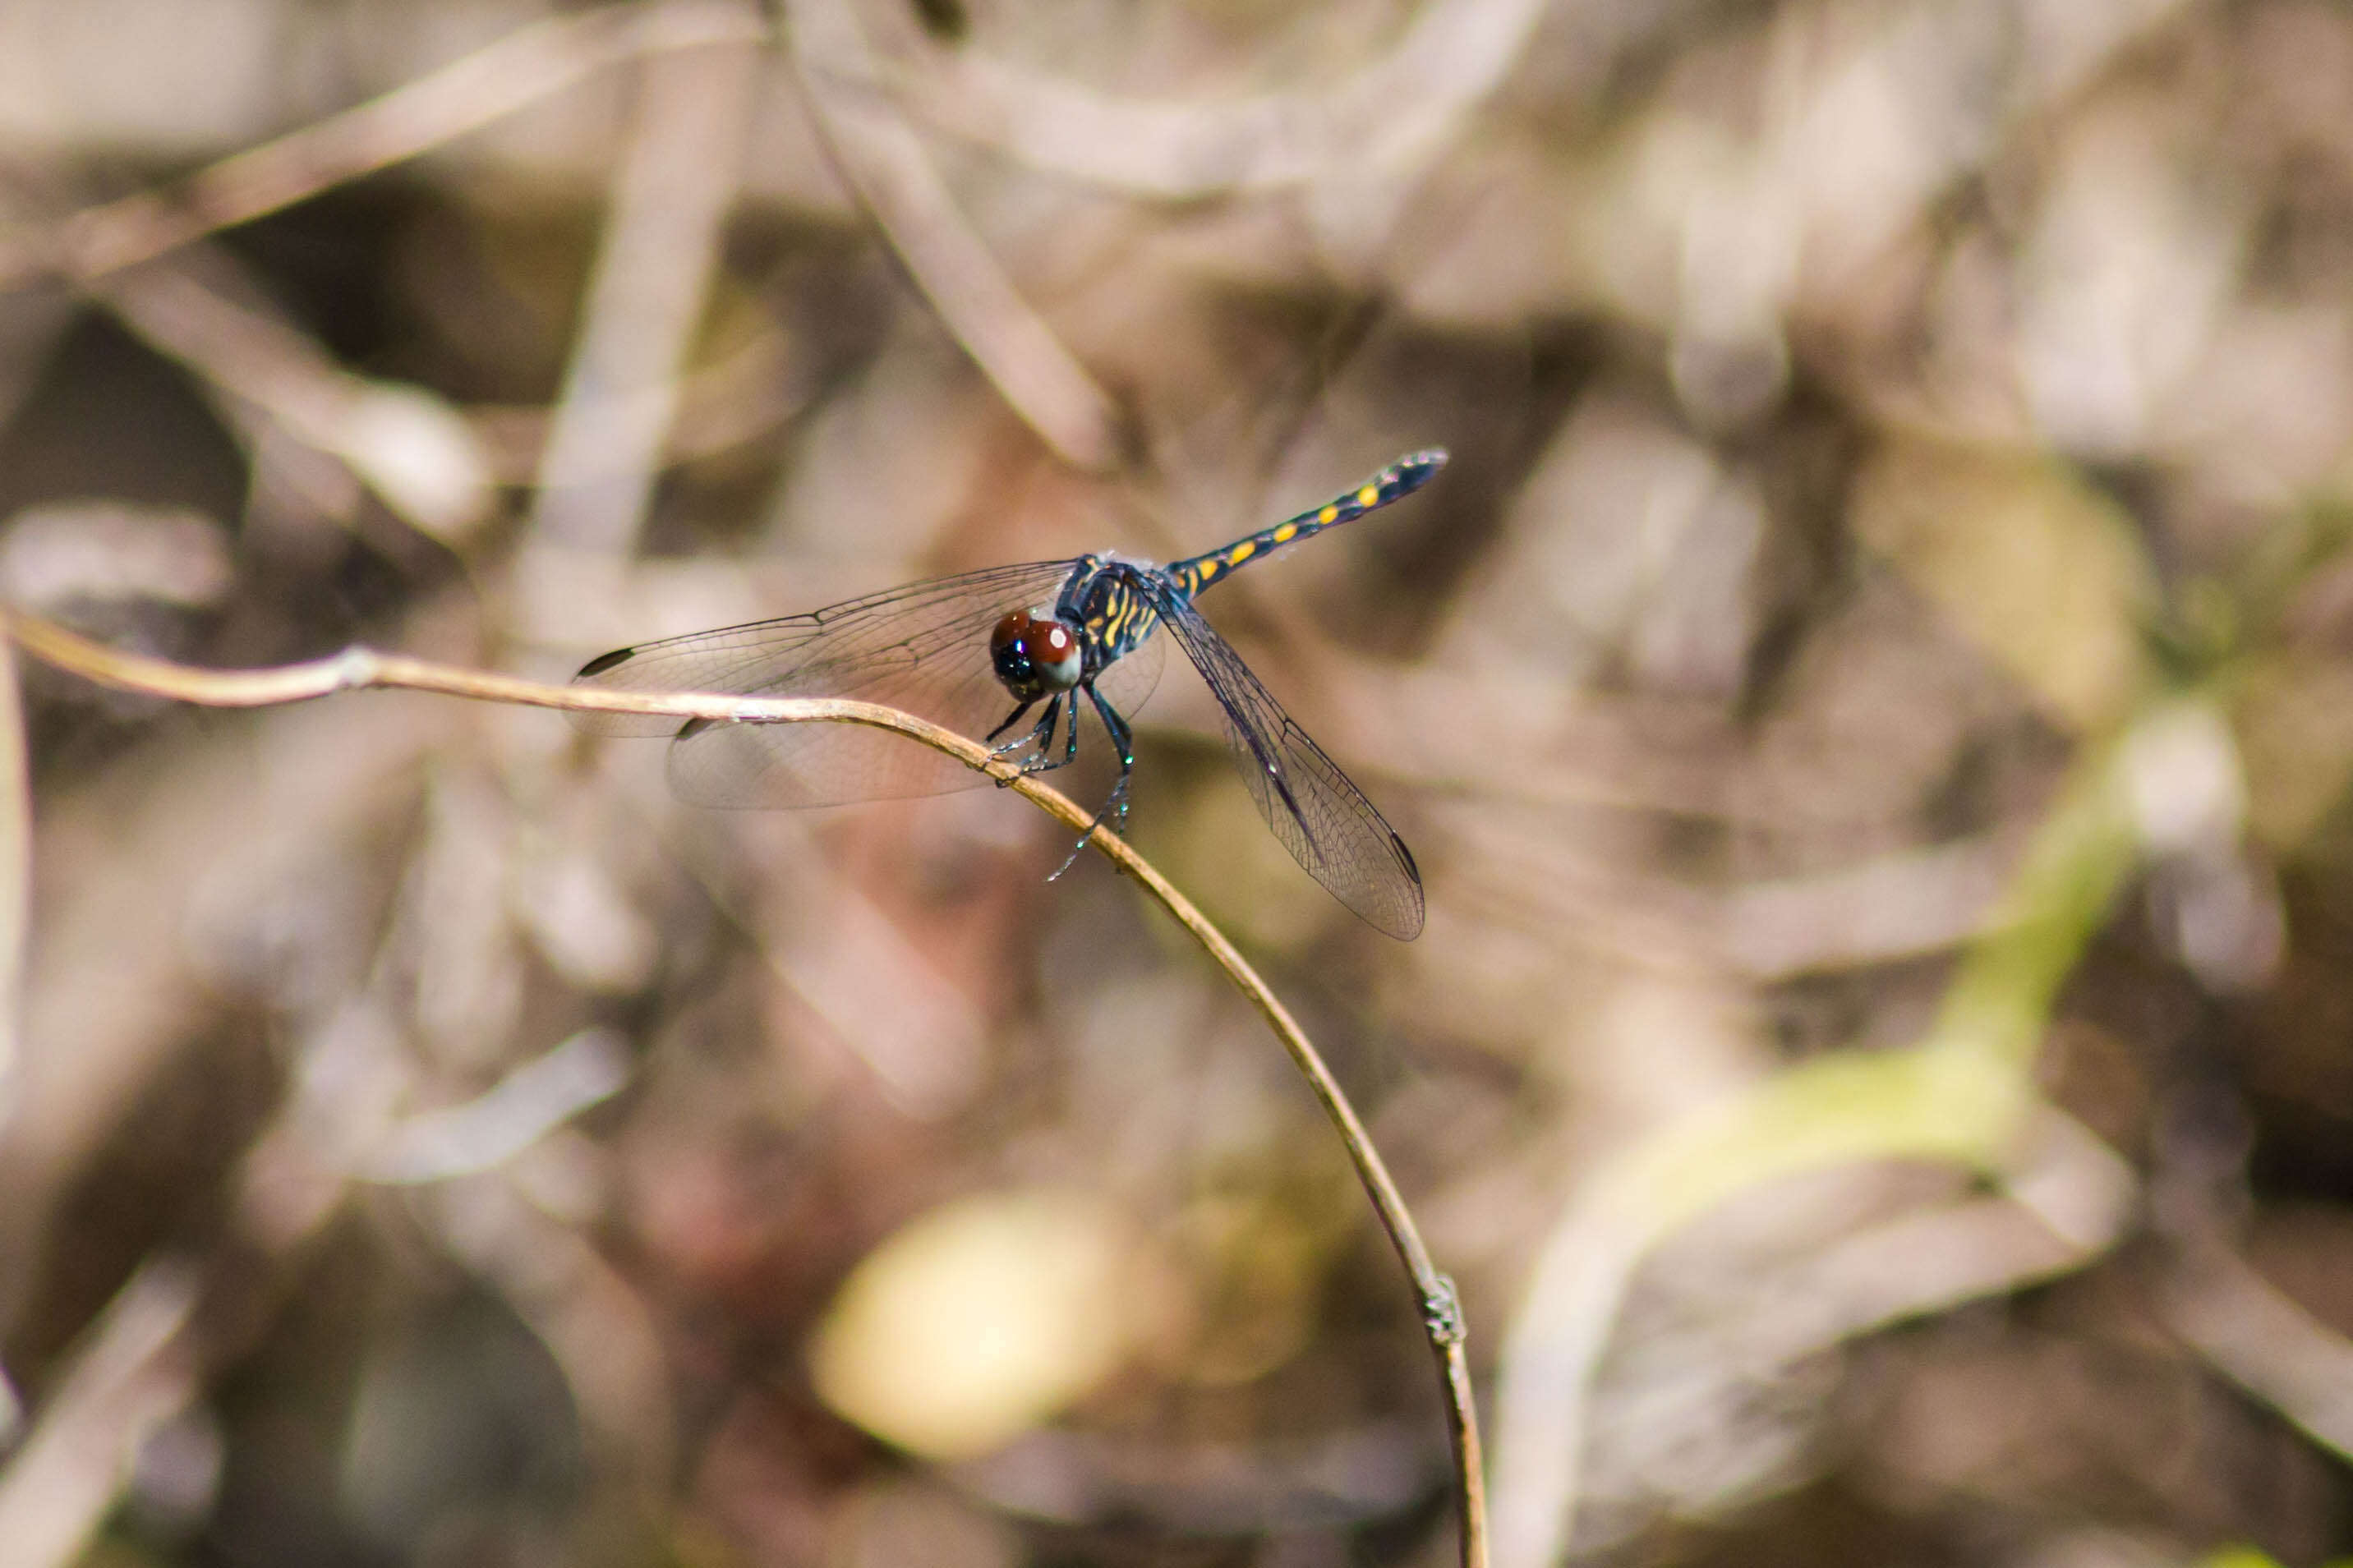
991, 609, 1084, 699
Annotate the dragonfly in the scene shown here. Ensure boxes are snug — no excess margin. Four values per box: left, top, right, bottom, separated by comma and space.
570, 449, 1446, 940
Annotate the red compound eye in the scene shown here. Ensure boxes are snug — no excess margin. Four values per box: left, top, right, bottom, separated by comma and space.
990, 610, 1083, 697
989, 609, 1034, 660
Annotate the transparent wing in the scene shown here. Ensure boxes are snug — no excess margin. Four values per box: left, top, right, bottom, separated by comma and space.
1151, 591, 1424, 940
570, 560, 1164, 808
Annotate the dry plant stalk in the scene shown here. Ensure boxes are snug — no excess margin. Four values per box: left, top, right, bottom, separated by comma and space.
3, 609, 1489, 1568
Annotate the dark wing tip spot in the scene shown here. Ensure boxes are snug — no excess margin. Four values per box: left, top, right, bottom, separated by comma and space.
575, 646, 638, 679
1392, 830, 1422, 885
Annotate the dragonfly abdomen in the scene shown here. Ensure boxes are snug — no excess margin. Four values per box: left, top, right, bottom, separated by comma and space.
1164, 448, 1448, 599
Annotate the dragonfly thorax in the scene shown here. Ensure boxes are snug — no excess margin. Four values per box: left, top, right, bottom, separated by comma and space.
989, 609, 1084, 699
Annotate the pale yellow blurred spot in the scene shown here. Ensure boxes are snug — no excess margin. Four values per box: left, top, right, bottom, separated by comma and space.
811, 1189, 1136, 1460
1852, 440, 2155, 731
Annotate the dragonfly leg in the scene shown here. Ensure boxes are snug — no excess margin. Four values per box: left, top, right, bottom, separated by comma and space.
986, 694, 1076, 784
985, 697, 1039, 750
1012, 687, 1083, 779
1084, 684, 1136, 830
1047, 686, 1136, 882
1013, 694, 1076, 777
985, 697, 1047, 789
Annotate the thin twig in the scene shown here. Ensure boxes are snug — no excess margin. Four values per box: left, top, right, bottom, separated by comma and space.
6, 611, 1488, 1568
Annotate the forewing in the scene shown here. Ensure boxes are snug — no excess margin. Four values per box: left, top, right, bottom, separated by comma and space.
570, 560, 1085, 807
1153, 595, 1424, 940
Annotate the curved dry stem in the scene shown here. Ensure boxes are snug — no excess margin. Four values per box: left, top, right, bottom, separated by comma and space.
5, 610, 1486, 1568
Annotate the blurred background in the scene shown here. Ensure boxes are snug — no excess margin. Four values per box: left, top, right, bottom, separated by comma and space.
3, 0, 2353, 1563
